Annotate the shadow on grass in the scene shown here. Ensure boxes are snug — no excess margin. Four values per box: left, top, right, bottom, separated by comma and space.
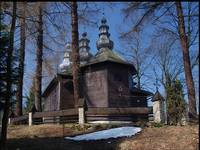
7, 136, 121, 150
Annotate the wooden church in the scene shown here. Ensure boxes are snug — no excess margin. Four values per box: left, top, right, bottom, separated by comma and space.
42, 17, 152, 122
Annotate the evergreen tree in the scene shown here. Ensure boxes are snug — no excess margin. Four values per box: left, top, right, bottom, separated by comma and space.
0, 2, 17, 149
166, 80, 186, 125
0, 15, 9, 105
24, 78, 35, 113
0, 5, 19, 112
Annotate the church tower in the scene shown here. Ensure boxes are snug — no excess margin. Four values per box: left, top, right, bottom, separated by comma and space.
96, 17, 114, 54
79, 32, 93, 65
59, 42, 71, 72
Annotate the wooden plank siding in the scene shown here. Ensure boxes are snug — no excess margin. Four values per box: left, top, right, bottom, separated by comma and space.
86, 107, 149, 122
82, 64, 109, 107
33, 107, 148, 118
86, 107, 149, 115
10, 115, 28, 124
60, 79, 74, 109
107, 62, 147, 108
33, 109, 78, 118
9, 107, 149, 124
44, 82, 59, 111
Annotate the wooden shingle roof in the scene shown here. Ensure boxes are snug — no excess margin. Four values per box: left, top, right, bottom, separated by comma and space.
131, 87, 153, 96
81, 48, 136, 70
42, 69, 73, 97
152, 90, 165, 102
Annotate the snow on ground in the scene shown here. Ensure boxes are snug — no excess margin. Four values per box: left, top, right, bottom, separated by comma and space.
65, 126, 142, 141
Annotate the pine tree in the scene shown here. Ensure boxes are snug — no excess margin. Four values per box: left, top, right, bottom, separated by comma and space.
0, 12, 9, 105
0, 2, 17, 149
24, 78, 35, 113
166, 80, 186, 125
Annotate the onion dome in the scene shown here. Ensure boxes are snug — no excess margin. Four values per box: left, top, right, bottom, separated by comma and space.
79, 32, 93, 64
96, 17, 114, 53
59, 43, 71, 72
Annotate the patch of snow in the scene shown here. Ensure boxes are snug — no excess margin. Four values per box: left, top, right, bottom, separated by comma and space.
65, 126, 142, 141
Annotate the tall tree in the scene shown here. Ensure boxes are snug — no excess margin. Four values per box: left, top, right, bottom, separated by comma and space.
35, 3, 43, 112
70, 2, 80, 107
175, 2, 197, 119
151, 33, 184, 123
120, 28, 153, 90
16, 2, 26, 116
0, 2, 8, 104
121, 2, 198, 120
0, 2, 17, 149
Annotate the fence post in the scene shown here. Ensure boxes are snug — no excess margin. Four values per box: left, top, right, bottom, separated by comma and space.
79, 107, 85, 124
8, 118, 11, 125
29, 112, 32, 126
78, 98, 85, 124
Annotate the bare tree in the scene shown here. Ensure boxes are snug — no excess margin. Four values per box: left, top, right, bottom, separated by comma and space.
150, 32, 184, 123
175, 2, 197, 119
151, 33, 184, 89
119, 28, 154, 90
35, 3, 43, 112
70, 2, 80, 107
121, 2, 199, 120
16, 2, 26, 116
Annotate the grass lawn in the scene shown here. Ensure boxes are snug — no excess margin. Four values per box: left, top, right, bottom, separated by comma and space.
7, 123, 199, 150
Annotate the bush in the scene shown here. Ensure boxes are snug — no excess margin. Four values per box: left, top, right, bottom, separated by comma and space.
152, 122, 164, 128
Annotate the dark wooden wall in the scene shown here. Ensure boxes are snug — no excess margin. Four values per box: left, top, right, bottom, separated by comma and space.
44, 62, 148, 114
107, 62, 147, 108
60, 79, 74, 109
129, 93, 147, 107
83, 63, 108, 107
44, 83, 59, 111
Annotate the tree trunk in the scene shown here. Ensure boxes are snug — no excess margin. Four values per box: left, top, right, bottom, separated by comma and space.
71, 2, 80, 108
0, 2, 17, 149
175, 2, 197, 120
35, 5, 43, 112
16, 2, 26, 116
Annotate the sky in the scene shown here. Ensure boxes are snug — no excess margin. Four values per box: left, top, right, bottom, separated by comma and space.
20, 2, 199, 109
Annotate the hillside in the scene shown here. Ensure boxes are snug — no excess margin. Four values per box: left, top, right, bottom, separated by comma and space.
7, 124, 199, 150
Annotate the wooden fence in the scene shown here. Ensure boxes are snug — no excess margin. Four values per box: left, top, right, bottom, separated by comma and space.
9, 115, 28, 124
9, 107, 152, 125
